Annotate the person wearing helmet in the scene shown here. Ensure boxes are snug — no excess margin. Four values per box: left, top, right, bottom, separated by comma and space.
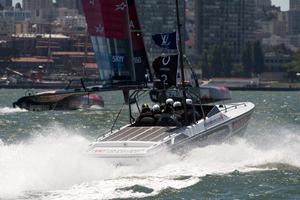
141, 103, 150, 113
166, 98, 174, 106
152, 104, 162, 122
157, 98, 182, 126
173, 101, 183, 123
186, 99, 193, 106
162, 98, 174, 114
173, 101, 182, 110
135, 103, 155, 126
185, 99, 200, 123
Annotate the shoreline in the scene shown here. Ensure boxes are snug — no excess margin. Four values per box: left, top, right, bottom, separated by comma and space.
1, 84, 300, 92
228, 87, 300, 92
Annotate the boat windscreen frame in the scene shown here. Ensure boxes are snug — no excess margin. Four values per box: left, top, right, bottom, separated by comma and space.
127, 87, 207, 125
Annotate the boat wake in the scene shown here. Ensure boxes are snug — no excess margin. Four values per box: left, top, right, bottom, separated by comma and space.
0, 125, 299, 200
0, 107, 27, 114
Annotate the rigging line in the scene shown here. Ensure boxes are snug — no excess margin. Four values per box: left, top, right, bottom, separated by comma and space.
110, 102, 126, 133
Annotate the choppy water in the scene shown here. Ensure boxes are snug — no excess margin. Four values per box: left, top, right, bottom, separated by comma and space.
0, 89, 300, 200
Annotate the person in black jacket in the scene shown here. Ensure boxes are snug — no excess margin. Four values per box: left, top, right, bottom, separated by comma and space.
135, 104, 155, 126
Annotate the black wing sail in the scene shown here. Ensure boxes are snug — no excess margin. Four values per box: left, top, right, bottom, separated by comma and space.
128, 0, 152, 84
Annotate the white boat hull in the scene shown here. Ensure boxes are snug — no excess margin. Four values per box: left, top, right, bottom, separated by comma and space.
87, 102, 255, 165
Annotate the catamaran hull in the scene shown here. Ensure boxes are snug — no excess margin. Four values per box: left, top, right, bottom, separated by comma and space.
13, 92, 104, 111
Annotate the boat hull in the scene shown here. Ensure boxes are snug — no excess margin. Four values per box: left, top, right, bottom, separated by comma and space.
13, 92, 104, 111
87, 102, 255, 165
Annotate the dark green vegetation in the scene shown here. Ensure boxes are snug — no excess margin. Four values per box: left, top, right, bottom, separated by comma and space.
200, 41, 265, 79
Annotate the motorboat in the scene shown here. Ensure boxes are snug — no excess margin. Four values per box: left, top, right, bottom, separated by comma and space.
87, 88, 255, 164
82, 0, 255, 165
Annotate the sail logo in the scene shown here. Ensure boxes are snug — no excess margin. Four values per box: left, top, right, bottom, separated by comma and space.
133, 57, 142, 64
95, 24, 104, 33
161, 34, 171, 48
129, 20, 135, 29
89, 0, 95, 5
152, 32, 177, 50
112, 55, 125, 63
116, 2, 127, 11
162, 56, 171, 65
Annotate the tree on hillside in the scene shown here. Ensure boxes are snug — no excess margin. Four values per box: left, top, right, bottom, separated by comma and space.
284, 52, 300, 73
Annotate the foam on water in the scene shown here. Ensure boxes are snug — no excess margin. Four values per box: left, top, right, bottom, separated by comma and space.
0, 125, 299, 200
0, 107, 27, 114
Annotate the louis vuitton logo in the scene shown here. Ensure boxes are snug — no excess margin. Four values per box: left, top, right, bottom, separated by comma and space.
162, 56, 171, 66
161, 34, 171, 47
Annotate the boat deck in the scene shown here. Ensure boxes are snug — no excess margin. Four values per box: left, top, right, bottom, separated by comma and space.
102, 126, 177, 142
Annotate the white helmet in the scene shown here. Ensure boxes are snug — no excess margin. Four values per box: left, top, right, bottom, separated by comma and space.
186, 99, 193, 105
166, 98, 174, 106
173, 101, 182, 108
152, 104, 160, 112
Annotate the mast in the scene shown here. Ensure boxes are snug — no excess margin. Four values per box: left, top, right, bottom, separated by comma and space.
175, 0, 188, 125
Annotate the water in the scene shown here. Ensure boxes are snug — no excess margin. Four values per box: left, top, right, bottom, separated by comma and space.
0, 89, 300, 200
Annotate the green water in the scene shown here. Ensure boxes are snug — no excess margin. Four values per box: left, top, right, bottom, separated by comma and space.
0, 89, 299, 200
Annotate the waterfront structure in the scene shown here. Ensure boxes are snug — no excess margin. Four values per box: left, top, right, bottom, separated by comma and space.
0, 10, 31, 38
288, 10, 300, 35
0, 0, 12, 9
135, 0, 185, 59
290, 0, 300, 10
195, 0, 256, 62
55, 0, 83, 14
22, 0, 53, 19
53, 10, 86, 35
255, 0, 271, 9
264, 52, 292, 72
56, 0, 81, 10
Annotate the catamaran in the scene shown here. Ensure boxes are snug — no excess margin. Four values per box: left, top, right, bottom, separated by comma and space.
82, 0, 255, 164
13, 79, 104, 111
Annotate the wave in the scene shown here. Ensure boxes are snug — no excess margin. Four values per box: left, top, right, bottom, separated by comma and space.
0, 107, 27, 114
0, 125, 299, 200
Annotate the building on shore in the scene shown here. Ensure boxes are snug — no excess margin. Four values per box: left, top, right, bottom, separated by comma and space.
195, 0, 256, 63
22, 0, 53, 20
0, 9, 32, 39
290, 0, 300, 10
288, 10, 300, 35
0, 0, 12, 9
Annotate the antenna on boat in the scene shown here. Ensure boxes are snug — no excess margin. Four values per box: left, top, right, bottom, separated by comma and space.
175, 0, 188, 125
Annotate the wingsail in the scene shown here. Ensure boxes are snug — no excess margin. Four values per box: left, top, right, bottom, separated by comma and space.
82, 0, 150, 85
128, 0, 151, 83
82, 0, 134, 83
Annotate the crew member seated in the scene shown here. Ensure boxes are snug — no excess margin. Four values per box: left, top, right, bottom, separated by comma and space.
135, 103, 155, 126
157, 98, 181, 126
186, 99, 201, 123
173, 101, 183, 122
162, 98, 175, 114
152, 104, 162, 122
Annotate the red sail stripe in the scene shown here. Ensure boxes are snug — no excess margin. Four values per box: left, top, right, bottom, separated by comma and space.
82, 0, 129, 39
